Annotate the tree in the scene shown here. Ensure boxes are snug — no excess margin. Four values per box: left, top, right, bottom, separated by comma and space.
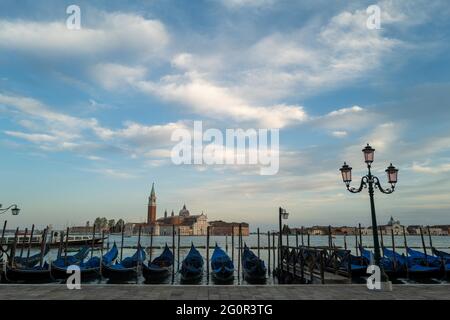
115, 219, 125, 233
108, 219, 115, 231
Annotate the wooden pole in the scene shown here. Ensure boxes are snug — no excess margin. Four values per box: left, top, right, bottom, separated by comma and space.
39, 227, 48, 268
91, 224, 96, 259
257, 227, 260, 258
328, 225, 332, 248
379, 226, 384, 248
9, 227, 19, 267
64, 227, 69, 266
402, 225, 409, 278
237, 224, 241, 284
231, 226, 234, 265
419, 226, 428, 262
225, 235, 228, 253
267, 231, 271, 275
0, 220, 6, 249
172, 225, 175, 284
149, 226, 153, 263
295, 230, 299, 248
390, 228, 397, 270
427, 226, 433, 248
57, 231, 64, 259
344, 233, 347, 251
354, 227, 359, 256
206, 226, 210, 284
307, 232, 310, 247
301, 226, 304, 246
272, 232, 276, 276
100, 230, 104, 275
177, 227, 181, 272
358, 223, 362, 248
19, 227, 28, 258
120, 221, 124, 261
137, 225, 142, 247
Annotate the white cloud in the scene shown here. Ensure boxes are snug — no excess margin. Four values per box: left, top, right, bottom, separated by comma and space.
135, 72, 307, 128
0, 13, 169, 60
91, 63, 147, 90
331, 131, 348, 138
412, 162, 450, 174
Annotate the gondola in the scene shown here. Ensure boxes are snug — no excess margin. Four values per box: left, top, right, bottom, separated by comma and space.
102, 245, 146, 281
5, 262, 53, 283
4, 245, 91, 283
180, 243, 203, 283
334, 249, 368, 277
211, 244, 234, 283
242, 245, 266, 283
142, 244, 173, 282
406, 248, 441, 267
54, 246, 91, 266
51, 243, 118, 280
13, 245, 50, 268
361, 246, 440, 278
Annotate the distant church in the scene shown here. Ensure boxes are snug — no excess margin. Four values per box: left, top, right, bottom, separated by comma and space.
146, 183, 208, 236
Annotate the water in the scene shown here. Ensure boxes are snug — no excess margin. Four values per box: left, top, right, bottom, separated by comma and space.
9, 234, 450, 285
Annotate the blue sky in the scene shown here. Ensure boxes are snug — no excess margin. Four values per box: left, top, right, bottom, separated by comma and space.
1, 0, 450, 230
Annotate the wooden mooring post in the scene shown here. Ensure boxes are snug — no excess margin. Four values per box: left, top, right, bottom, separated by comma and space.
19, 227, 28, 258
257, 227, 260, 258
231, 226, 234, 266
64, 227, 69, 266
267, 231, 271, 276
272, 232, 276, 277
172, 225, 175, 284
177, 227, 181, 272
206, 226, 210, 284
91, 224, 96, 259
149, 226, 153, 263
26, 224, 35, 263
120, 221, 124, 261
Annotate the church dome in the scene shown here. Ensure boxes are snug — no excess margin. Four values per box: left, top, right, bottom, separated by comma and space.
179, 204, 190, 217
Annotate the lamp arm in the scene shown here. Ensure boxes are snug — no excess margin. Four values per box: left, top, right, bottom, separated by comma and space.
373, 176, 395, 194
346, 176, 368, 194
0, 204, 17, 214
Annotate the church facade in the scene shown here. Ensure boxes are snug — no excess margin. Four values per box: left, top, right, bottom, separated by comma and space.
147, 184, 209, 236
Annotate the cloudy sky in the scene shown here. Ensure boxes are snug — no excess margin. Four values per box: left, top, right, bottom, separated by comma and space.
1, 0, 449, 230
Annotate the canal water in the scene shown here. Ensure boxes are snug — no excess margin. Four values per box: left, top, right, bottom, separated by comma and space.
9, 234, 450, 285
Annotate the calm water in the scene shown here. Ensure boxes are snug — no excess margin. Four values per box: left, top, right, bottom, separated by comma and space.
13, 234, 450, 285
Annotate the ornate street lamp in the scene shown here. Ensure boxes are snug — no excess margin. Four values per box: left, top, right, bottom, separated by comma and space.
340, 144, 398, 281
278, 207, 289, 274
0, 204, 20, 215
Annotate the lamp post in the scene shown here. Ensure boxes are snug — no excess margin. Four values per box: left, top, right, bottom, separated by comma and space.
278, 207, 289, 274
0, 204, 20, 216
340, 144, 398, 281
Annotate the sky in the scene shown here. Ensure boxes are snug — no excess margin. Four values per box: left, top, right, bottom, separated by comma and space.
0, 0, 450, 230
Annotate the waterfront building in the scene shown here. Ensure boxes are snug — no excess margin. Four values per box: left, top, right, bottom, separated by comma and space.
209, 220, 250, 236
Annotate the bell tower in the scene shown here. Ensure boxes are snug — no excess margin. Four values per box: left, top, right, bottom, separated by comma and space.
147, 183, 156, 224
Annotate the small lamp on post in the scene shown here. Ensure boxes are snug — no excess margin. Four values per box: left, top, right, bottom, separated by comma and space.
0, 204, 20, 216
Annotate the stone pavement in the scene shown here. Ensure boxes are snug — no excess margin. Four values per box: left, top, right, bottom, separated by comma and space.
0, 284, 449, 300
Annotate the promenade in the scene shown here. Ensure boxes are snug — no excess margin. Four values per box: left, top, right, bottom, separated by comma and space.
0, 284, 449, 300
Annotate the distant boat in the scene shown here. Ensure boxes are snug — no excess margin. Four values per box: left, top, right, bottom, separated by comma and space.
142, 244, 173, 282
180, 243, 203, 283
51, 243, 118, 280
2, 233, 104, 247
211, 244, 234, 283
242, 245, 266, 283
102, 245, 145, 281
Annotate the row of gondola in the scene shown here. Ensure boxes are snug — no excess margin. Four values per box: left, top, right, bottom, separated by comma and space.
337, 245, 450, 279
1, 242, 268, 284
